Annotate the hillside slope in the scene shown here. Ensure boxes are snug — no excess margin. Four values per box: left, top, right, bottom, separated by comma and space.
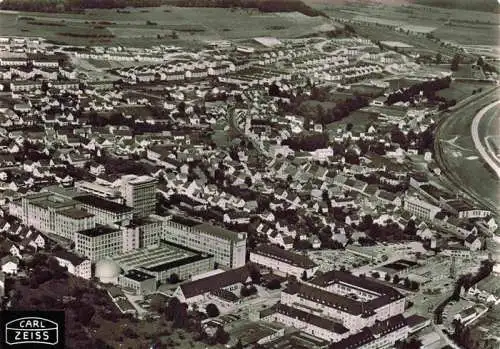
413, 0, 499, 12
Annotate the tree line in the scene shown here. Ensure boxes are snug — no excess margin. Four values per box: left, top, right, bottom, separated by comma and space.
434, 259, 495, 324
386, 76, 452, 105
167, 0, 326, 17
0, 0, 165, 12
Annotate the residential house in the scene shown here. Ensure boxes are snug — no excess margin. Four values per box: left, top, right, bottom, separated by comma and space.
53, 250, 92, 280
1, 255, 19, 275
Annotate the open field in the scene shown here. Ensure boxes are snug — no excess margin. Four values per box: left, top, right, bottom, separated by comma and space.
316, 2, 499, 46
0, 7, 328, 47
434, 24, 498, 46
327, 109, 378, 133
437, 81, 494, 102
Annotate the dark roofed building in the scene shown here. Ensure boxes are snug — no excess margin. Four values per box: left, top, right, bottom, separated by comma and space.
52, 249, 91, 279
75, 195, 133, 214
250, 244, 318, 279
173, 265, 253, 303
332, 314, 408, 349
261, 302, 349, 342
75, 194, 134, 225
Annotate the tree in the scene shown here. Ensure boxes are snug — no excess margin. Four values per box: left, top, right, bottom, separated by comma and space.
76, 304, 95, 326
393, 274, 400, 284
248, 264, 261, 284
206, 303, 220, 318
122, 327, 138, 339
173, 302, 188, 328
165, 297, 180, 321
150, 294, 167, 313
240, 285, 257, 298
404, 220, 417, 235
168, 273, 180, 284
410, 281, 419, 290
233, 339, 244, 349
268, 83, 280, 96
451, 54, 460, 71
385, 273, 391, 282
435, 53, 442, 64
244, 176, 252, 187
301, 270, 308, 281
371, 272, 380, 279
404, 277, 411, 288
266, 278, 281, 290
214, 326, 230, 345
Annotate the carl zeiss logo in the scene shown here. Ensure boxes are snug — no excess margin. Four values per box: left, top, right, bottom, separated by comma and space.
1, 311, 65, 348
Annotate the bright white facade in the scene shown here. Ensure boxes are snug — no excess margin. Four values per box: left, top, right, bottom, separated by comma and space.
54, 251, 92, 280
162, 215, 246, 268
249, 244, 318, 279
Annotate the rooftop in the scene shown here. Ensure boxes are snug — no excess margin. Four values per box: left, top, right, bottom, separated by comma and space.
121, 269, 155, 282
77, 225, 120, 238
179, 265, 251, 299
122, 174, 157, 185
274, 302, 348, 334
167, 215, 246, 242
252, 244, 317, 269
75, 195, 133, 214
113, 242, 212, 273
53, 249, 88, 266
58, 208, 94, 220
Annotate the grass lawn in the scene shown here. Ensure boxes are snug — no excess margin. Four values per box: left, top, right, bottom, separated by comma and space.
327, 109, 378, 134
0, 6, 328, 47
436, 81, 493, 101
433, 23, 498, 46
301, 100, 337, 110
350, 84, 385, 97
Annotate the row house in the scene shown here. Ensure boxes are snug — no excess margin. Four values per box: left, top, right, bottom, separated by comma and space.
10, 80, 42, 92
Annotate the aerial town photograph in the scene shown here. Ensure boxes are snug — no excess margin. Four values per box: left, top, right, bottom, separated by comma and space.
0, 0, 498, 348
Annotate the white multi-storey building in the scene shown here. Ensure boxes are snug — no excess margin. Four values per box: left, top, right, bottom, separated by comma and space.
75, 195, 133, 226
19, 192, 95, 240
75, 226, 124, 262
250, 244, 318, 279
262, 272, 408, 347
403, 195, 441, 221
161, 215, 246, 269
120, 175, 157, 218
53, 250, 92, 280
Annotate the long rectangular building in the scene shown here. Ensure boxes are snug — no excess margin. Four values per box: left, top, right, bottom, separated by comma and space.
20, 192, 95, 240
161, 215, 246, 269
250, 244, 318, 279
262, 303, 350, 342
278, 272, 405, 332
332, 314, 409, 349
112, 241, 214, 283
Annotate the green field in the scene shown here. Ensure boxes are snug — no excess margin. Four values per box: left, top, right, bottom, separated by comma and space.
327, 109, 378, 134
0, 6, 328, 47
437, 81, 494, 101
314, 2, 498, 46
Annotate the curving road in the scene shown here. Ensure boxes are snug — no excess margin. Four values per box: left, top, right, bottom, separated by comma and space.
471, 100, 500, 179
434, 87, 500, 215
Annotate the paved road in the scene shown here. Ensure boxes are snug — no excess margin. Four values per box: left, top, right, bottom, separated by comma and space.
471, 100, 500, 179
